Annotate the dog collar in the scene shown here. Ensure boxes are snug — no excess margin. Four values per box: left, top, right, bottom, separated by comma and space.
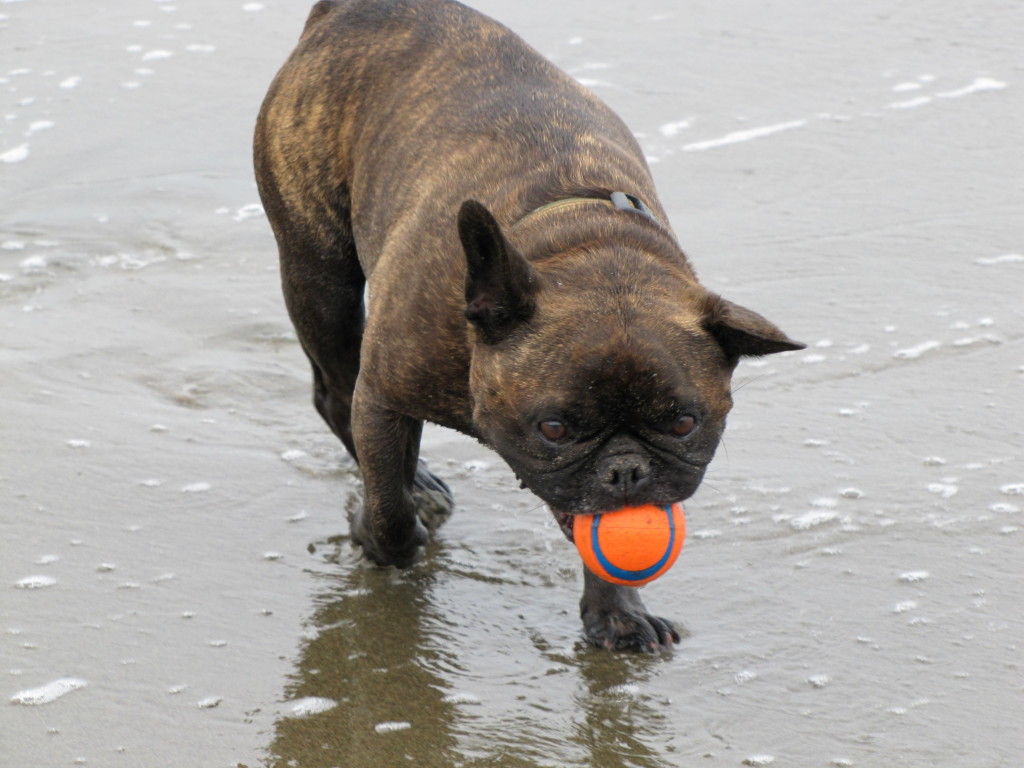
523, 191, 663, 227
609, 191, 660, 223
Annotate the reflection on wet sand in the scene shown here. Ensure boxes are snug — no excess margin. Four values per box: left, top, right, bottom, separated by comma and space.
570, 650, 689, 768
266, 539, 461, 767
265, 537, 684, 768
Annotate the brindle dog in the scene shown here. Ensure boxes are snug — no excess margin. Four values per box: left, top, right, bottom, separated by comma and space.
254, 0, 804, 651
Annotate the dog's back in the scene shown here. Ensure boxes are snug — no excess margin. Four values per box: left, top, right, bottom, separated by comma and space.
255, 0, 663, 273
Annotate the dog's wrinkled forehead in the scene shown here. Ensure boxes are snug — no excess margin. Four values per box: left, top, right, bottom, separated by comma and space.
573, 324, 669, 380
591, 328, 718, 396
517, 316, 731, 420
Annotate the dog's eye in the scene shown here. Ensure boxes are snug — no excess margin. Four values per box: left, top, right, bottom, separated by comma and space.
670, 414, 697, 437
538, 420, 569, 442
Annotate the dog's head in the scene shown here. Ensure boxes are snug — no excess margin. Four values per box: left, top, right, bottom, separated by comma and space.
458, 200, 804, 538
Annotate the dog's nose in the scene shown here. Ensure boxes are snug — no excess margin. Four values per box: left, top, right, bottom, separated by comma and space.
600, 454, 651, 499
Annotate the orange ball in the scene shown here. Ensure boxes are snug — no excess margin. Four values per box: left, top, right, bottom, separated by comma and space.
573, 502, 686, 587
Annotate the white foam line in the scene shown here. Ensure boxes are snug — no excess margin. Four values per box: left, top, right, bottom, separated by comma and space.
889, 78, 1006, 110
659, 119, 691, 137
11, 678, 87, 705
894, 340, 941, 359
287, 697, 338, 717
888, 96, 932, 110
27, 120, 54, 135
975, 253, 1023, 266
375, 721, 412, 734
938, 77, 1007, 99
233, 202, 265, 222
15, 575, 57, 589
1, 143, 29, 163
682, 120, 806, 152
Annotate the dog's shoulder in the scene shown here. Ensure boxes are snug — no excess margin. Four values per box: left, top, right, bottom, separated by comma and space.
300, 0, 486, 42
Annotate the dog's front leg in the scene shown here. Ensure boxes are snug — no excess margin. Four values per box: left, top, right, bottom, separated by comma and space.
580, 568, 681, 652
349, 387, 429, 568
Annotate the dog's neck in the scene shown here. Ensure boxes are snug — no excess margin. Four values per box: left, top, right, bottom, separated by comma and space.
507, 189, 694, 281
519, 191, 663, 228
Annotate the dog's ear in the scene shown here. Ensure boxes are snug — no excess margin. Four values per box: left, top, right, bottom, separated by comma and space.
702, 293, 805, 362
458, 200, 536, 344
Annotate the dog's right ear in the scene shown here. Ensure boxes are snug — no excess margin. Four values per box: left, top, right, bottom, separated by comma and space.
458, 200, 536, 344
701, 293, 806, 362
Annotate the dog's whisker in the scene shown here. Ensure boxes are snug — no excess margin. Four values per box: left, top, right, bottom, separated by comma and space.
730, 372, 767, 395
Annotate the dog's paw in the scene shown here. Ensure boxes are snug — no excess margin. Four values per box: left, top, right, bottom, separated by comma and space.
412, 461, 454, 532
579, 568, 681, 652
582, 607, 681, 653
349, 507, 428, 569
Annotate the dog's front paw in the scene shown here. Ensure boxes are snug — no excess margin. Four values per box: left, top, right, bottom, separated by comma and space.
579, 568, 681, 653
349, 506, 428, 569
582, 605, 680, 652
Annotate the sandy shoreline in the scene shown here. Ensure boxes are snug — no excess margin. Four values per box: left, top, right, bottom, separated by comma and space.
3, 1, 1022, 765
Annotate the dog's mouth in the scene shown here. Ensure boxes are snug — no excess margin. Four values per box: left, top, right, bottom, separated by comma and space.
551, 508, 576, 542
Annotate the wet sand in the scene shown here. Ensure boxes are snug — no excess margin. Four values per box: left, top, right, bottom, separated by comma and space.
3, 1, 1022, 766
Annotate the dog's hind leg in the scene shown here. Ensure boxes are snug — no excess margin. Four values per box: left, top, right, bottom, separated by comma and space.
273, 220, 366, 465
276, 221, 453, 536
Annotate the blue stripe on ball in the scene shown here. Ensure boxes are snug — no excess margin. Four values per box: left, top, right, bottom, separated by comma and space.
591, 504, 676, 582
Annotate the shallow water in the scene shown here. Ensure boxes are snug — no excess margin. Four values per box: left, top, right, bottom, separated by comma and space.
3, 1, 1022, 766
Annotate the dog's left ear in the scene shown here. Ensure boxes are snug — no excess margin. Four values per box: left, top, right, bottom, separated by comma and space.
702, 294, 805, 361
458, 200, 536, 344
